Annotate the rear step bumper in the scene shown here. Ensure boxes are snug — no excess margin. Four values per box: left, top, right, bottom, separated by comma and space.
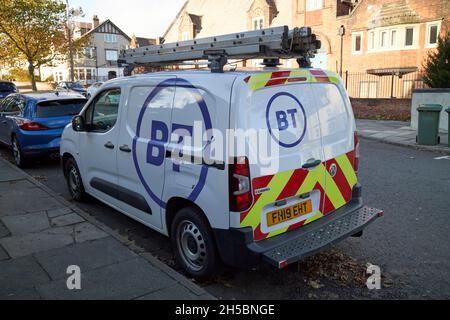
261, 206, 383, 268
213, 185, 383, 269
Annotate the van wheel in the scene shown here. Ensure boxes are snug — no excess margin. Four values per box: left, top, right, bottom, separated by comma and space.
64, 158, 87, 202
12, 136, 27, 168
171, 207, 220, 280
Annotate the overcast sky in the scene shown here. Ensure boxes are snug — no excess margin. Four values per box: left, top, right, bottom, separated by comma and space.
70, 0, 185, 38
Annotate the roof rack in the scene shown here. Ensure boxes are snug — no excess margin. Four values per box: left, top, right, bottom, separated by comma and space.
119, 26, 321, 74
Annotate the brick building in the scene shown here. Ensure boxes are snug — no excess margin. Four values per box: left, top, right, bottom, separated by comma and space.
162, 0, 449, 97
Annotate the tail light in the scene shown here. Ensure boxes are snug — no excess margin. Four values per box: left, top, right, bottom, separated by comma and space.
354, 131, 360, 174
229, 157, 252, 212
19, 121, 49, 131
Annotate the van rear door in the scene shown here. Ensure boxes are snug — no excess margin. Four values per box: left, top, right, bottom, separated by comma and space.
236, 76, 327, 242
311, 83, 358, 216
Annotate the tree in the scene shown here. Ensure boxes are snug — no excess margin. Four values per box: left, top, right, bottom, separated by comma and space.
423, 30, 450, 88
0, 0, 87, 91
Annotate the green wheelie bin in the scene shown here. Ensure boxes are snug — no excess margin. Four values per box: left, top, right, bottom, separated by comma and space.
416, 104, 443, 146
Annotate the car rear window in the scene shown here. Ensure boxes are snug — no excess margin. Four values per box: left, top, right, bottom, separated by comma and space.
0, 83, 15, 92
36, 99, 87, 118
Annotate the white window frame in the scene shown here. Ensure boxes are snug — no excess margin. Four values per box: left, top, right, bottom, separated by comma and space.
105, 49, 118, 61
368, 31, 376, 52
390, 29, 398, 48
252, 17, 264, 30
380, 30, 388, 49
182, 32, 190, 41
104, 34, 117, 43
403, 25, 419, 49
426, 21, 441, 48
306, 0, 323, 12
352, 32, 363, 55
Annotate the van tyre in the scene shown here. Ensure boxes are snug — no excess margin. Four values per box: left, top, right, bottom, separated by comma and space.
12, 136, 27, 168
65, 158, 87, 202
171, 207, 220, 280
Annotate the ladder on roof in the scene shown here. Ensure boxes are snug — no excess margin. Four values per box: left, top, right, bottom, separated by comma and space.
118, 26, 321, 74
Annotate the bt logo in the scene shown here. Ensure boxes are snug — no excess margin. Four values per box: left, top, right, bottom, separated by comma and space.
147, 120, 193, 172
266, 92, 307, 148
275, 109, 299, 131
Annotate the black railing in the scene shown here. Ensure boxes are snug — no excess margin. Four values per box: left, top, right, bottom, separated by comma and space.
344, 71, 426, 99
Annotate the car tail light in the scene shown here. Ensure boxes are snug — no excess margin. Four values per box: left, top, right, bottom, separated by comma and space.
354, 131, 360, 174
20, 121, 49, 131
229, 157, 252, 212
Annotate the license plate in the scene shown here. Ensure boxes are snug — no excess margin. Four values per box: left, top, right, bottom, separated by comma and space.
267, 200, 313, 227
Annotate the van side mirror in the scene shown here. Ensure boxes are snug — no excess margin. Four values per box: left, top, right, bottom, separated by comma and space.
72, 115, 86, 132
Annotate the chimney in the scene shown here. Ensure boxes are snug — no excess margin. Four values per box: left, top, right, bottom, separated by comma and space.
93, 15, 99, 28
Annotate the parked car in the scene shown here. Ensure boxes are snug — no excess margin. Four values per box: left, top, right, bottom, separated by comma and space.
0, 92, 87, 167
56, 81, 88, 97
0, 81, 18, 100
87, 82, 104, 98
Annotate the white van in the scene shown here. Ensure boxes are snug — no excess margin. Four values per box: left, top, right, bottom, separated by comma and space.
61, 68, 383, 278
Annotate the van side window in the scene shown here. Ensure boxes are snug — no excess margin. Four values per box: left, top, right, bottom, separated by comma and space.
88, 88, 121, 132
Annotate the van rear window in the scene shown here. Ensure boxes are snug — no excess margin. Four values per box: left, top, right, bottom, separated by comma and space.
36, 99, 87, 118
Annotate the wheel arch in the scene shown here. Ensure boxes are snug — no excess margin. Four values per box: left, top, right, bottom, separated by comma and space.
165, 197, 211, 237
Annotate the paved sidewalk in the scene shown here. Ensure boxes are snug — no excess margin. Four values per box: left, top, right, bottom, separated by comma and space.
356, 119, 450, 155
0, 157, 214, 300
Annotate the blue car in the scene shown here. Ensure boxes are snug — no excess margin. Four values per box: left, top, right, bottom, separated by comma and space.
0, 92, 87, 167
0, 81, 18, 100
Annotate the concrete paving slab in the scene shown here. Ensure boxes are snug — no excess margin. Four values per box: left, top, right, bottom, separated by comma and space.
137, 284, 210, 300
34, 237, 137, 280
0, 220, 10, 238
0, 256, 50, 298
0, 179, 36, 193
47, 207, 74, 218
0, 244, 9, 261
0, 166, 26, 182
74, 222, 108, 243
1, 287, 41, 300
2, 212, 50, 236
38, 258, 177, 300
51, 213, 85, 228
0, 195, 64, 217
0, 229, 74, 258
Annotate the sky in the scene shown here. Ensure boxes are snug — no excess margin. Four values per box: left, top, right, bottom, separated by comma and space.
69, 0, 186, 38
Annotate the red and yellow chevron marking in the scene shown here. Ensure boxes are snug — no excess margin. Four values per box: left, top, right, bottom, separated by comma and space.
244, 69, 341, 91
240, 152, 358, 242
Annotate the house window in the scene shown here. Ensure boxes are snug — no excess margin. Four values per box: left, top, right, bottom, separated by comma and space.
105, 50, 118, 61
352, 32, 363, 54
369, 31, 375, 51
380, 31, 387, 48
426, 22, 441, 47
391, 30, 397, 47
182, 32, 190, 41
252, 17, 264, 30
405, 28, 414, 47
104, 34, 117, 43
306, 0, 323, 12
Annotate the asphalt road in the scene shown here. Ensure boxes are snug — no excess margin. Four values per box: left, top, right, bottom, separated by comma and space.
1, 139, 449, 299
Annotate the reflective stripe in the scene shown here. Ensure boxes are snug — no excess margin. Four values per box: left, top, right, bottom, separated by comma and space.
242, 170, 294, 229
336, 154, 358, 188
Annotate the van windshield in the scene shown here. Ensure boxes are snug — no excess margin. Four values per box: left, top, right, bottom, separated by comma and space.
36, 99, 87, 118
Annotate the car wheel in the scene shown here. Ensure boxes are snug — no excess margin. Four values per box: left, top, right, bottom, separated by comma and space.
65, 157, 87, 202
171, 207, 220, 280
12, 136, 26, 168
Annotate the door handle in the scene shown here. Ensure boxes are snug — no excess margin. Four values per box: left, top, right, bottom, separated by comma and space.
1, 120, 7, 124
119, 145, 132, 153
302, 159, 322, 169
104, 142, 115, 149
